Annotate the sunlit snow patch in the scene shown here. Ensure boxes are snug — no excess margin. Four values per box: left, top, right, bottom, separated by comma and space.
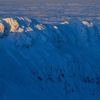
3, 18, 19, 33
61, 21, 69, 24
53, 26, 58, 29
82, 21, 93, 27
35, 24, 46, 30
0, 21, 5, 37
25, 27, 33, 32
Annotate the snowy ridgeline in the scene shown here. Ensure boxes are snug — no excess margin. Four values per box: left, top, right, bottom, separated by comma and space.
0, 17, 100, 100
0, 17, 99, 47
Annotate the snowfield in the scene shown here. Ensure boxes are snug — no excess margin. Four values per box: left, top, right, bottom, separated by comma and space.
0, 17, 100, 100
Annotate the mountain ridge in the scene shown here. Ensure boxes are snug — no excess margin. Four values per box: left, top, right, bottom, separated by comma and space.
0, 17, 100, 100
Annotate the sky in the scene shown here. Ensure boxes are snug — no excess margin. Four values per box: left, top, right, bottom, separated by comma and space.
0, 0, 100, 6
1, 0, 100, 3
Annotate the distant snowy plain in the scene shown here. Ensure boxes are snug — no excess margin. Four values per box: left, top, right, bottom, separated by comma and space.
0, 2, 100, 100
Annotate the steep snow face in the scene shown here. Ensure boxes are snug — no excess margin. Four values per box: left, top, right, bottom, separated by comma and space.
0, 17, 100, 100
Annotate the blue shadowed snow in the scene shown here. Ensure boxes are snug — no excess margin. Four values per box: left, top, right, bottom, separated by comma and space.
0, 17, 100, 100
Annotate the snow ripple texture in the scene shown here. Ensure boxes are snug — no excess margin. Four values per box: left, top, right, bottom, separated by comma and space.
0, 17, 100, 100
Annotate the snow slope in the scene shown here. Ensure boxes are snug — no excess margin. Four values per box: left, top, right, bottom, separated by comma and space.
0, 17, 100, 100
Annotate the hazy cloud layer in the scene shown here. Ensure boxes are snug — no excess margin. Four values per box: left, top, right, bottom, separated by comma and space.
1, 0, 100, 3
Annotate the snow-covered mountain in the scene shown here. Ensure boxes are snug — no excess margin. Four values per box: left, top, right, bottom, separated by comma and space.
0, 17, 100, 100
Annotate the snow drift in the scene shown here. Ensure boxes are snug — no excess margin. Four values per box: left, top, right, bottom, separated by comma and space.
0, 17, 100, 100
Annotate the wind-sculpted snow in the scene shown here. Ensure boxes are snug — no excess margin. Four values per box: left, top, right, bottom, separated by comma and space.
0, 17, 100, 100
